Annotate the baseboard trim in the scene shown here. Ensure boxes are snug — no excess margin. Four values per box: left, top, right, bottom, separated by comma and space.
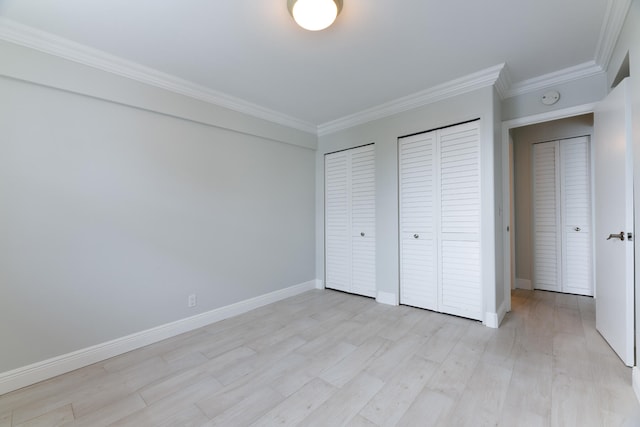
516, 278, 532, 290
0, 280, 317, 395
376, 291, 398, 306
484, 312, 498, 328
485, 299, 508, 329
633, 367, 640, 404
314, 279, 324, 290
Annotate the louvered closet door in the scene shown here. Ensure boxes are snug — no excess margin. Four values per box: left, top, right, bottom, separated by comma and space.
399, 132, 437, 310
532, 142, 562, 292
325, 145, 376, 297
560, 137, 593, 296
438, 122, 482, 320
350, 145, 376, 297
399, 121, 482, 320
325, 151, 350, 293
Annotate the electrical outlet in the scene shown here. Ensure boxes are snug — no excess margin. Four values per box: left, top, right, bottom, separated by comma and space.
188, 294, 197, 308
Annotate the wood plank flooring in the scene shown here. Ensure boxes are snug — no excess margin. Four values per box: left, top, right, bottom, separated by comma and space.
1, 289, 639, 426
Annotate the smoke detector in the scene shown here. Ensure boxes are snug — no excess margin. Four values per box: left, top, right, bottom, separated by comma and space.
541, 90, 560, 105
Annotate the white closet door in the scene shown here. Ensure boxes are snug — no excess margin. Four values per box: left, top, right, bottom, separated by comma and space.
560, 137, 593, 296
350, 145, 376, 297
533, 137, 593, 296
399, 120, 482, 321
325, 145, 376, 297
439, 122, 482, 320
533, 142, 562, 292
325, 151, 350, 293
399, 132, 437, 310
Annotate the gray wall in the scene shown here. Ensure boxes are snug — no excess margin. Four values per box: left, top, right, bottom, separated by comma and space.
608, 0, 640, 366
501, 73, 607, 121
316, 86, 503, 321
510, 115, 594, 287
0, 45, 316, 373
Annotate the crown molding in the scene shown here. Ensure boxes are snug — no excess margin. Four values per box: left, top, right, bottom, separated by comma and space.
2, 0, 630, 138
504, 61, 605, 98
501, 0, 629, 100
0, 17, 317, 135
494, 64, 512, 100
318, 63, 505, 136
595, 0, 632, 70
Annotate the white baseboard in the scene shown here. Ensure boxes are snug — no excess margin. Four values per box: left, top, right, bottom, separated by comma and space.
314, 279, 324, 290
633, 367, 640, 404
485, 297, 509, 329
376, 291, 398, 306
484, 312, 498, 328
516, 278, 532, 290
0, 280, 317, 395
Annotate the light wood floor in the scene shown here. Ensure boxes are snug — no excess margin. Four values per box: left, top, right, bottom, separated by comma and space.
1, 289, 639, 426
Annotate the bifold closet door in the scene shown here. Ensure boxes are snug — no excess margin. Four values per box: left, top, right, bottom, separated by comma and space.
559, 137, 593, 295
532, 137, 593, 296
325, 151, 350, 293
399, 132, 438, 311
438, 123, 482, 320
399, 121, 482, 320
350, 146, 376, 297
532, 142, 562, 292
325, 145, 376, 297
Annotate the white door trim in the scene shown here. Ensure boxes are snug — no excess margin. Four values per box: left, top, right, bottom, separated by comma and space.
501, 103, 597, 312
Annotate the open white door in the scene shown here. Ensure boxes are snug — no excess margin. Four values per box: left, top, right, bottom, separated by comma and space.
594, 78, 634, 367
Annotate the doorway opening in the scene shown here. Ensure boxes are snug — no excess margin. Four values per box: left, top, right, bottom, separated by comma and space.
510, 114, 594, 296
501, 104, 597, 314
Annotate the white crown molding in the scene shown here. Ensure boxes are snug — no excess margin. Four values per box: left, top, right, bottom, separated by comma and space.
494, 64, 512, 100
595, 0, 632, 70
504, 61, 605, 98
1, 0, 630, 138
0, 17, 317, 135
503, 0, 630, 99
318, 63, 505, 136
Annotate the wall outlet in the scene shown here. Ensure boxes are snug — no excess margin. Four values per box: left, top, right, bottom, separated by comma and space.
188, 294, 197, 308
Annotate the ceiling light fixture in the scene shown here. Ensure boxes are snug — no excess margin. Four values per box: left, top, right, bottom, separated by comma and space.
287, 0, 343, 31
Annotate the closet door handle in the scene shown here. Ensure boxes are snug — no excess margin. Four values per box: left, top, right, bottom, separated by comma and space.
413, 234, 419, 239
607, 232, 625, 241
360, 232, 365, 237
574, 227, 581, 232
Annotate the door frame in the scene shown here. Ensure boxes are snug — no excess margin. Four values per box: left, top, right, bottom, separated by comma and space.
501, 103, 597, 312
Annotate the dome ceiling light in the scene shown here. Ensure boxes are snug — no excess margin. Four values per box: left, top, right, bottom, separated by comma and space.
287, 0, 343, 31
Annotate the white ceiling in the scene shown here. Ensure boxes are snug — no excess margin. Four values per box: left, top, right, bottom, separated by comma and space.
0, 0, 616, 127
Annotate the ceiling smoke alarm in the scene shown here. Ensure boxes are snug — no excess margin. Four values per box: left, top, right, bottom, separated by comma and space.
541, 90, 560, 105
